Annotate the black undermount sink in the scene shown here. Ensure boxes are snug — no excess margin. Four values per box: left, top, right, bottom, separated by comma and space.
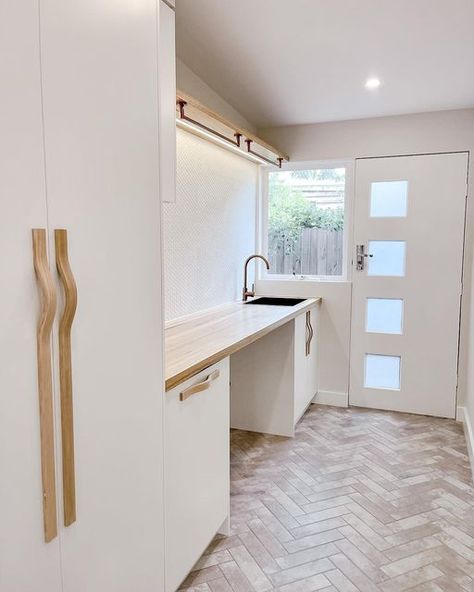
245, 297, 306, 306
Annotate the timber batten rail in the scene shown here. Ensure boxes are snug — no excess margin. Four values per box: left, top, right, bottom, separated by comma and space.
176, 89, 289, 167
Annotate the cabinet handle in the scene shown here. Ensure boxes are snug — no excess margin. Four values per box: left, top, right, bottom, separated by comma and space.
55, 230, 77, 527
32, 229, 58, 543
305, 310, 314, 357
180, 369, 220, 401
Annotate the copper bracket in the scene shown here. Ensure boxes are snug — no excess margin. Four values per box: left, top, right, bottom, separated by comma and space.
177, 100, 242, 147
245, 139, 283, 168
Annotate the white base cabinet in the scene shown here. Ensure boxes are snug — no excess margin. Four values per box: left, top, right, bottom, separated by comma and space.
165, 358, 230, 592
231, 303, 319, 437
294, 305, 319, 422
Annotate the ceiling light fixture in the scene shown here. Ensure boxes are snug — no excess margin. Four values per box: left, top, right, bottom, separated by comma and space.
365, 77, 381, 90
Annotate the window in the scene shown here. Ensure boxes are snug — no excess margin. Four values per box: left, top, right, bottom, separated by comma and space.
367, 240, 406, 277
366, 298, 404, 334
364, 354, 401, 390
370, 181, 408, 217
262, 162, 351, 278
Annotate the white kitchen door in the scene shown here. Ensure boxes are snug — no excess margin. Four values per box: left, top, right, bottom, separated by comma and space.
349, 153, 468, 417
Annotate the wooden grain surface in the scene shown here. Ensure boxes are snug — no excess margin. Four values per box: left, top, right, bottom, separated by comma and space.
176, 89, 289, 161
55, 229, 77, 527
165, 298, 320, 391
32, 229, 58, 543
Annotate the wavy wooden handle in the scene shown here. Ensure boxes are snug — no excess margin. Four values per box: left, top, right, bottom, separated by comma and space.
32, 229, 58, 542
305, 311, 313, 357
180, 370, 220, 401
55, 229, 77, 527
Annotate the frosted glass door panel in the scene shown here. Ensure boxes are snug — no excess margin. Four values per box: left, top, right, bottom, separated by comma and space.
370, 181, 408, 217
365, 355, 401, 390
368, 241, 406, 276
366, 298, 403, 334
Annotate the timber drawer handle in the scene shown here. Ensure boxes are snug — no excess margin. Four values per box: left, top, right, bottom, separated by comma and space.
180, 369, 220, 401
55, 229, 78, 527
32, 229, 58, 543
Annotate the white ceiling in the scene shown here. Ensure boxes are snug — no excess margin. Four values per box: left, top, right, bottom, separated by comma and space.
175, 0, 474, 128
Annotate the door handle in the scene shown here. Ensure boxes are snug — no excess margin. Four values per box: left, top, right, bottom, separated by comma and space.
55, 229, 78, 527
356, 244, 373, 271
32, 229, 58, 543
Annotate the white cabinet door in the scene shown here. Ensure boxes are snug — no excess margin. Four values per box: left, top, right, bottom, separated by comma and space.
0, 1, 62, 590
39, 0, 165, 590
158, 0, 177, 203
294, 306, 319, 423
165, 359, 230, 592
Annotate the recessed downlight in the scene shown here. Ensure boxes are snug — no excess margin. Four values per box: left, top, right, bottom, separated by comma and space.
365, 77, 381, 90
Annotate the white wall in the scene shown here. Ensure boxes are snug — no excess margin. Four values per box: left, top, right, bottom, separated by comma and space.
163, 127, 258, 321
258, 108, 474, 412
465, 248, 474, 470
176, 59, 256, 132
163, 61, 259, 321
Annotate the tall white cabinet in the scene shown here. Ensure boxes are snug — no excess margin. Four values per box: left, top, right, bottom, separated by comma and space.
0, 2, 62, 590
0, 1, 174, 590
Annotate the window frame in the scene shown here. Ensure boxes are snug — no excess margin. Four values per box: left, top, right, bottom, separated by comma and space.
258, 159, 354, 281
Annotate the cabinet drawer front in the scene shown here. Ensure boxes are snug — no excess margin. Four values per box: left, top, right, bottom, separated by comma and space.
165, 358, 230, 592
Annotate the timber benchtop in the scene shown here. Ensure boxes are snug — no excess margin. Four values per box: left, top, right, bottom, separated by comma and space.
165, 298, 321, 391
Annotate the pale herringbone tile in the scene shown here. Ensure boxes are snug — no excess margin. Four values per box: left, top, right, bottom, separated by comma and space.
180, 405, 474, 592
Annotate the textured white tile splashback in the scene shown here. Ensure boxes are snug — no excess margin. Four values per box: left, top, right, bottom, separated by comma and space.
163, 128, 258, 321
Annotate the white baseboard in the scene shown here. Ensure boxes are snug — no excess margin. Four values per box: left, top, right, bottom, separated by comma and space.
457, 406, 474, 483
312, 390, 348, 408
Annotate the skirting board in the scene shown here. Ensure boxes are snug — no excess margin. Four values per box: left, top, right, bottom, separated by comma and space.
312, 390, 348, 408
456, 406, 474, 483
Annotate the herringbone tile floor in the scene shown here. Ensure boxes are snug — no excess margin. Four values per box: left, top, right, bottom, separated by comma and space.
180, 405, 474, 592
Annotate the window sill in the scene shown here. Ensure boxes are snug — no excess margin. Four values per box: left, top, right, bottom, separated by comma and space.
258, 276, 351, 285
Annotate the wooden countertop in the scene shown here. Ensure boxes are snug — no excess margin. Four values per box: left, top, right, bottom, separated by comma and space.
165, 298, 321, 391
